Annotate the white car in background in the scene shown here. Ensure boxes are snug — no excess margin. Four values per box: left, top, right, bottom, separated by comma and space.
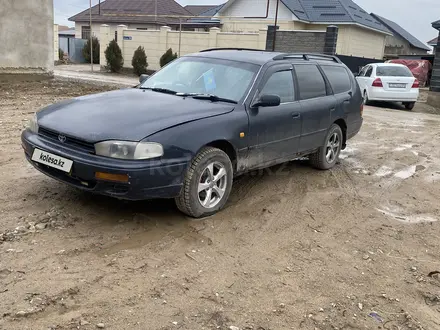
356, 63, 419, 110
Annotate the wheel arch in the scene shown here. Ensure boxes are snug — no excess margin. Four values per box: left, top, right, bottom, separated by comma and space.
333, 118, 347, 149
203, 140, 237, 172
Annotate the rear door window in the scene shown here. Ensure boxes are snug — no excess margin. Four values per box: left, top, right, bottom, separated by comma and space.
294, 64, 327, 100
376, 66, 413, 77
321, 66, 352, 94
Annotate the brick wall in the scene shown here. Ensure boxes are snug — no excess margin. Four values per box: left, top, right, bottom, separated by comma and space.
266, 25, 338, 55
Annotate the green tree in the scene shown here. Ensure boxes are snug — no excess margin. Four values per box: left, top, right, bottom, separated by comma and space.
160, 48, 178, 67
82, 37, 100, 64
132, 46, 148, 76
105, 40, 124, 73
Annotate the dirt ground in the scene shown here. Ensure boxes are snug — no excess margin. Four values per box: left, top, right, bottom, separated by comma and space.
1, 80, 440, 330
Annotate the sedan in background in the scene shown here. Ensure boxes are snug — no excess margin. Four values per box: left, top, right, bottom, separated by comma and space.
356, 63, 419, 110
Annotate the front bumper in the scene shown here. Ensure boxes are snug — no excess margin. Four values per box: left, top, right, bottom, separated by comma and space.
21, 130, 188, 200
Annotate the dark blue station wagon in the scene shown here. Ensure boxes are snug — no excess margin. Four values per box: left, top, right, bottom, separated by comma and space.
22, 49, 363, 218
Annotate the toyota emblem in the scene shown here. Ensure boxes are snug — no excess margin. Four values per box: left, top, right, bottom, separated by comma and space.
58, 135, 67, 143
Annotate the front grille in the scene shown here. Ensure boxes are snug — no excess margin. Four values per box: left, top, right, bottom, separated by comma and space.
38, 127, 95, 153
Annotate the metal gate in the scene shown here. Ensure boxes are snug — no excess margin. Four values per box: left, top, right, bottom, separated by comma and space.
59, 37, 87, 63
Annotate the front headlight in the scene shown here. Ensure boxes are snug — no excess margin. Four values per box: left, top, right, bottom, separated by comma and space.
94, 141, 164, 160
28, 113, 39, 133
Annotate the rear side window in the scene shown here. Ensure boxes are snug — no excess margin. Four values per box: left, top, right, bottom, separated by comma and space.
376, 66, 413, 77
365, 66, 373, 77
321, 66, 352, 94
260, 70, 295, 103
294, 65, 326, 100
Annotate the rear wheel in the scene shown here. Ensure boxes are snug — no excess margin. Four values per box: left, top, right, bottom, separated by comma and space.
404, 102, 415, 110
310, 124, 343, 170
175, 147, 233, 218
363, 91, 369, 105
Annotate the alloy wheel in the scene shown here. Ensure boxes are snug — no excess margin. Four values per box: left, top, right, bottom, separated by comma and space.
325, 132, 340, 163
198, 161, 227, 209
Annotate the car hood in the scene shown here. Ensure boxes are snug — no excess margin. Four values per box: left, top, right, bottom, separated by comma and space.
37, 88, 235, 142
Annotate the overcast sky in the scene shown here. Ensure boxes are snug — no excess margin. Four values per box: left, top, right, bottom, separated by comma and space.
54, 0, 439, 44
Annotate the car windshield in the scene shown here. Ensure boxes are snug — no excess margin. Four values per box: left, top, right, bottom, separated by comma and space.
140, 57, 260, 102
376, 66, 413, 77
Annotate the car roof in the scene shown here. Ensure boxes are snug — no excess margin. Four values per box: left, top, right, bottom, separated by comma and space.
187, 49, 282, 65
186, 49, 344, 66
373, 63, 407, 67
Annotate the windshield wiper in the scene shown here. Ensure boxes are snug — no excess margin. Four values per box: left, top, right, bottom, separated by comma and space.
176, 93, 237, 104
141, 87, 178, 95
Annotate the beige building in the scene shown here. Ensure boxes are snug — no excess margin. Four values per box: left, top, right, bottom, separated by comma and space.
213, 0, 391, 59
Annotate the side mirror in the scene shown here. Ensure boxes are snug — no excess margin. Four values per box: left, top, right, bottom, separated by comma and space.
139, 74, 149, 84
252, 94, 281, 108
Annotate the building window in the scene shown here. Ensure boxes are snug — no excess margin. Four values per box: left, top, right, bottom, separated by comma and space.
81, 26, 91, 40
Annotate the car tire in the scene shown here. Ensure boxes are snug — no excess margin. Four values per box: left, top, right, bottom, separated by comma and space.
363, 91, 369, 105
175, 147, 233, 218
310, 124, 343, 170
404, 102, 415, 110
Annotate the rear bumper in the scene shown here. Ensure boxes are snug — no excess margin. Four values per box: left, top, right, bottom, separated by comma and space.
368, 88, 419, 102
21, 130, 188, 200
347, 118, 363, 140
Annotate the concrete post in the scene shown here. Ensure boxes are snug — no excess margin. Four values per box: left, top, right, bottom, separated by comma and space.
430, 30, 440, 93
100, 24, 110, 70
324, 25, 338, 55
117, 25, 128, 53
208, 27, 220, 48
54, 24, 59, 62
266, 25, 279, 51
160, 26, 172, 53
258, 29, 268, 50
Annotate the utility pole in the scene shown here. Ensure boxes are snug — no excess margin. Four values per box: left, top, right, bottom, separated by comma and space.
272, 0, 279, 51
155, 0, 158, 28
90, 0, 93, 72
178, 18, 182, 57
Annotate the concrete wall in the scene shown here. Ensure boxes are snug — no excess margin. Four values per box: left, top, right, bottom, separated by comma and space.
99, 25, 267, 71
75, 22, 160, 40
0, 0, 54, 79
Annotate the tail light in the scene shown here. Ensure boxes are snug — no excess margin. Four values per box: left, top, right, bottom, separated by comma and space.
372, 78, 383, 87
412, 79, 419, 88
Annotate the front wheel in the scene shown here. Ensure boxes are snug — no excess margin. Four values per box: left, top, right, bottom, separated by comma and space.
404, 102, 415, 110
310, 124, 343, 170
175, 147, 233, 218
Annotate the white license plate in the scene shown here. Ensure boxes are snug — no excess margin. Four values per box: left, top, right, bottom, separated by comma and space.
389, 83, 406, 88
31, 149, 73, 173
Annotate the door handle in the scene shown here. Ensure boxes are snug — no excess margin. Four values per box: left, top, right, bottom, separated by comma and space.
330, 108, 336, 112
291, 113, 301, 119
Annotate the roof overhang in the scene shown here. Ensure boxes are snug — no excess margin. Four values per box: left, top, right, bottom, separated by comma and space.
432, 20, 440, 30
308, 21, 392, 36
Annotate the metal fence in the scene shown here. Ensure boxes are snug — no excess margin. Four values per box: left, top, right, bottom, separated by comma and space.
337, 54, 384, 73
59, 37, 87, 63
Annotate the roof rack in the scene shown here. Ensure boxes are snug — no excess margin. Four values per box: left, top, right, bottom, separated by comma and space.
273, 53, 342, 64
200, 48, 267, 53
